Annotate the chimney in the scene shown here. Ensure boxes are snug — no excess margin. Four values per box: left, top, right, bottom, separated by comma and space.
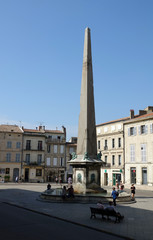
130, 109, 134, 119
62, 126, 66, 139
139, 110, 147, 116
39, 126, 42, 131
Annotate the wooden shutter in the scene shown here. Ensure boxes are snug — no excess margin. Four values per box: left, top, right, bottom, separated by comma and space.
138, 126, 141, 135
145, 125, 148, 134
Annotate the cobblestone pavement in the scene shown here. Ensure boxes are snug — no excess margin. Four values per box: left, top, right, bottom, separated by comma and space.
0, 183, 153, 240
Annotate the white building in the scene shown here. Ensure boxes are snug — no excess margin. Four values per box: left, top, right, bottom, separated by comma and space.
124, 107, 153, 186
96, 117, 129, 186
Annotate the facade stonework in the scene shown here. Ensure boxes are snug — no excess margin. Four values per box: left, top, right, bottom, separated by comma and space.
96, 106, 153, 187
1, 106, 153, 187
96, 117, 129, 187
44, 126, 66, 183
0, 125, 23, 182
0, 125, 67, 183
23, 127, 45, 183
124, 109, 153, 186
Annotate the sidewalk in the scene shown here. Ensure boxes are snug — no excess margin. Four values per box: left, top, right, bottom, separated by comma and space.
0, 183, 153, 240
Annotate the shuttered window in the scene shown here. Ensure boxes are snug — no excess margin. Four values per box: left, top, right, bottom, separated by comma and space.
141, 144, 147, 162
128, 127, 137, 136
130, 145, 135, 162
53, 158, 57, 166
54, 145, 57, 153
138, 125, 148, 134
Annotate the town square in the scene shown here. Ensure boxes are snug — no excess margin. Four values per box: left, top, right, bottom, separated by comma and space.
0, 1, 153, 239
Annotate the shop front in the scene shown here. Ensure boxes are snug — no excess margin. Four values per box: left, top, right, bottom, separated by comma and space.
112, 169, 122, 185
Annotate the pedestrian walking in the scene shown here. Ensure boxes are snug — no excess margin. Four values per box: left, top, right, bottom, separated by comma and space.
15, 176, 18, 183
62, 186, 67, 200
55, 177, 58, 184
111, 187, 118, 206
131, 183, 136, 200
116, 180, 119, 190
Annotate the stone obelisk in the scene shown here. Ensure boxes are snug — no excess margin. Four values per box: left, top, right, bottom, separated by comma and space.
77, 27, 97, 159
69, 27, 102, 192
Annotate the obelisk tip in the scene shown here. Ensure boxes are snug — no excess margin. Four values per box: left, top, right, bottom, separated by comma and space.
85, 27, 90, 32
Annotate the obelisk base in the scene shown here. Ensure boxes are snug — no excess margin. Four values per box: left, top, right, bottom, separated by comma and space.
70, 159, 102, 193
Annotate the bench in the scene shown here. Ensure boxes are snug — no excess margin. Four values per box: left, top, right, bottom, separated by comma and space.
90, 207, 124, 223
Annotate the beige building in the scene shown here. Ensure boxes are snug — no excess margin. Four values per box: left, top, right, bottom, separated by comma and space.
22, 126, 46, 182
65, 137, 77, 180
0, 125, 23, 182
0, 124, 67, 183
96, 117, 129, 186
23, 126, 67, 183
44, 126, 66, 183
124, 107, 153, 186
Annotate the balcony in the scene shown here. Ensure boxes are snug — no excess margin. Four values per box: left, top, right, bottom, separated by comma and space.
46, 138, 66, 143
23, 161, 45, 166
24, 148, 44, 151
26, 146, 31, 150
37, 146, 43, 151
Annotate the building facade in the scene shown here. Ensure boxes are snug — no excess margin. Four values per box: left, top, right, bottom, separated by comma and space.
124, 107, 153, 186
96, 117, 129, 187
1, 106, 153, 187
0, 125, 23, 182
22, 126, 46, 183
0, 124, 67, 183
96, 106, 153, 187
44, 126, 66, 183
65, 137, 77, 180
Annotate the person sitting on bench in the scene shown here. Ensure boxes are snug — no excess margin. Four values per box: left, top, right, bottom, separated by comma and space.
97, 200, 105, 209
105, 202, 124, 220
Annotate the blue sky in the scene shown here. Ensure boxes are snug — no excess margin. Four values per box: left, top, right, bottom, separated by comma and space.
0, 0, 153, 140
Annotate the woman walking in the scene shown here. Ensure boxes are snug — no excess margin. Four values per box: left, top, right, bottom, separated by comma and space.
131, 183, 136, 200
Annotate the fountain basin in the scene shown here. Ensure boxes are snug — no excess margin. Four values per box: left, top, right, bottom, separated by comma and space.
40, 188, 131, 203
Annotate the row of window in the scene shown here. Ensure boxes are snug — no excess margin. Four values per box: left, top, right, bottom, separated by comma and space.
130, 144, 147, 162
98, 138, 121, 150
97, 124, 122, 134
128, 124, 153, 136
25, 155, 65, 167
25, 154, 42, 165
47, 135, 63, 140
0, 168, 10, 174
0, 167, 42, 177
46, 157, 65, 167
47, 145, 64, 153
6, 140, 65, 154
7, 141, 21, 149
6, 153, 20, 162
104, 155, 122, 166
26, 140, 43, 150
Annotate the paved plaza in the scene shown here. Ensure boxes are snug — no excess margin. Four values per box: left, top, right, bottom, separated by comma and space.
0, 183, 153, 240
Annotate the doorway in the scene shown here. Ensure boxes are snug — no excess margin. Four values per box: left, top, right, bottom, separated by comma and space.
13, 168, 19, 182
142, 168, 147, 184
113, 173, 121, 185
25, 168, 29, 182
131, 167, 136, 184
